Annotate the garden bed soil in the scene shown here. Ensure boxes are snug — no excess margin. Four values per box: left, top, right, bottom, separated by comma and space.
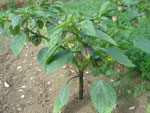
0, 39, 148, 113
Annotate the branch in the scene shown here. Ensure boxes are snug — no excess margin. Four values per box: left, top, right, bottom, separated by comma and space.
66, 75, 79, 85
24, 27, 50, 41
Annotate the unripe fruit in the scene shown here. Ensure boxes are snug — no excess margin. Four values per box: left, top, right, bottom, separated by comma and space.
112, 15, 117, 22
37, 21, 44, 29
31, 36, 42, 47
94, 20, 99, 24
130, 18, 139, 27
93, 58, 102, 67
65, 31, 76, 43
75, 53, 84, 66
117, 5, 123, 11
58, 20, 62, 24
69, 23, 73, 26
81, 46, 93, 60
141, 11, 146, 19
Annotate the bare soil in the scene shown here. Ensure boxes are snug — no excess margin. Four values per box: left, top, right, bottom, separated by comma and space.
0, 40, 148, 113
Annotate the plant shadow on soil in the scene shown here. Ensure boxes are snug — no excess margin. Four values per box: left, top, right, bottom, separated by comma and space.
62, 93, 92, 113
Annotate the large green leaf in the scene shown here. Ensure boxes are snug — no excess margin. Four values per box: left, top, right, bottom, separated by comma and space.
133, 36, 150, 54
47, 50, 73, 74
10, 32, 26, 56
3, 23, 10, 37
99, 1, 110, 15
53, 84, 69, 113
11, 15, 23, 29
146, 104, 150, 113
49, 28, 62, 49
38, 44, 61, 71
104, 47, 135, 67
96, 29, 117, 46
90, 80, 116, 113
79, 20, 96, 36
8, 13, 17, 21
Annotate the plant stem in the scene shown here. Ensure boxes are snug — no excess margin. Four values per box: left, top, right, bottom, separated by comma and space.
66, 75, 79, 85
78, 67, 84, 100
24, 27, 50, 41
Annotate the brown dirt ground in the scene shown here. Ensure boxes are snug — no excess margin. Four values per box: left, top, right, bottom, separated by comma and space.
0, 36, 149, 113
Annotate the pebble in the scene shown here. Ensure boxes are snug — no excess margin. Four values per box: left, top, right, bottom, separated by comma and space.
17, 108, 22, 111
30, 77, 33, 80
61, 75, 64, 77
4, 82, 10, 88
110, 79, 114, 82
21, 95, 25, 98
21, 86, 26, 88
85, 71, 89, 74
25, 54, 28, 57
0, 81, 1, 85
48, 82, 51, 85
71, 70, 76, 74
17, 66, 22, 71
19, 89, 23, 92
129, 106, 135, 110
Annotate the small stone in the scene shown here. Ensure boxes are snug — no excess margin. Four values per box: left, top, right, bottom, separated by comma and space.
0, 81, 1, 85
17, 66, 22, 71
39, 69, 42, 72
85, 71, 89, 74
53, 75, 55, 77
110, 79, 114, 82
25, 54, 28, 57
49, 89, 52, 91
129, 106, 135, 110
30, 77, 33, 80
48, 82, 51, 85
62, 66, 67, 69
17, 108, 22, 111
21, 95, 25, 98
19, 89, 23, 92
61, 75, 64, 77
21, 86, 26, 88
71, 70, 76, 74
4, 82, 10, 88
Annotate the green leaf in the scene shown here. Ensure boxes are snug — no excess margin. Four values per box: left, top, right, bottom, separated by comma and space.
49, 28, 62, 49
105, 68, 114, 77
8, 13, 17, 21
96, 29, 117, 46
3, 23, 10, 37
146, 104, 150, 113
80, 20, 96, 36
53, 84, 69, 113
0, 23, 1, 31
104, 47, 135, 67
47, 50, 73, 74
11, 15, 23, 29
38, 44, 61, 71
133, 36, 150, 54
10, 32, 26, 56
90, 80, 116, 113
99, 1, 110, 15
